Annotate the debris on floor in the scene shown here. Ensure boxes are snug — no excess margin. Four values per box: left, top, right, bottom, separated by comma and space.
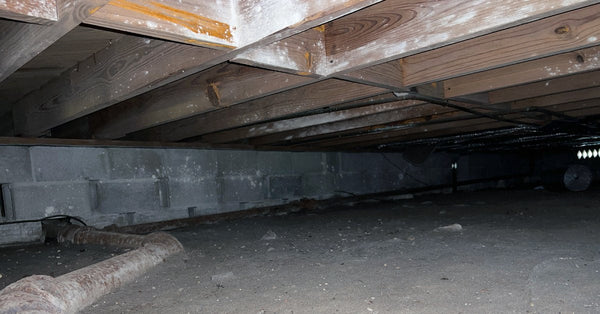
434, 223, 463, 232
211, 272, 236, 287
261, 230, 277, 241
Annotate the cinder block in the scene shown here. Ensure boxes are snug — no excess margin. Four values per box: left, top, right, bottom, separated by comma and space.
324, 152, 340, 174
0, 222, 43, 245
218, 175, 266, 202
216, 150, 258, 176
363, 172, 402, 193
334, 172, 368, 195
30, 146, 109, 181
302, 173, 335, 197
9, 182, 93, 219
107, 148, 163, 179
291, 152, 324, 174
168, 177, 219, 208
95, 179, 161, 214
0, 146, 32, 182
257, 151, 293, 175
340, 152, 382, 173
268, 175, 302, 198
162, 149, 218, 178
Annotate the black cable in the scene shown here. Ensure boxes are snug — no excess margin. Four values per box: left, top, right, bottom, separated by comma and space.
394, 92, 538, 127
380, 153, 430, 187
0, 214, 87, 226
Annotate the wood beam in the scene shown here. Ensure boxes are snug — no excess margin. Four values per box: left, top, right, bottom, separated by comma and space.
489, 70, 600, 104
367, 101, 600, 149
311, 117, 496, 149
444, 46, 600, 98
400, 4, 600, 86
509, 86, 600, 109
0, 0, 57, 24
85, 0, 236, 50
249, 102, 454, 146
85, 0, 382, 50
85, 64, 314, 139
0, 0, 108, 83
12, 35, 223, 136
201, 99, 425, 144
322, 0, 596, 76
128, 79, 388, 142
313, 95, 600, 149
336, 60, 404, 90
232, 27, 326, 77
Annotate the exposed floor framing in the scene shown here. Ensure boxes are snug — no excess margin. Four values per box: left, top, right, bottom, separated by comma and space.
1, 1, 600, 152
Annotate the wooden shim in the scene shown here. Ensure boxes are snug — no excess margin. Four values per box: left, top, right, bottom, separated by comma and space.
402, 4, 600, 86
323, 0, 597, 76
12, 35, 223, 136
201, 99, 425, 143
0, 0, 108, 83
489, 70, 600, 104
128, 79, 388, 142
89, 63, 314, 139
0, 0, 57, 24
444, 46, 600, 98
85, 0, 236, 50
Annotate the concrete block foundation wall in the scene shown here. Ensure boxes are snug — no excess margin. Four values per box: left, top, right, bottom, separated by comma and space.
0, 145, 458, 245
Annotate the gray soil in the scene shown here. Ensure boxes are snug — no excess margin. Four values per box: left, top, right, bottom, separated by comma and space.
4, 188, 600, 313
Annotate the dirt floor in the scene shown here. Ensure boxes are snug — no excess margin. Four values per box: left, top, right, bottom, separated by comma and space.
2, 188, 600, 313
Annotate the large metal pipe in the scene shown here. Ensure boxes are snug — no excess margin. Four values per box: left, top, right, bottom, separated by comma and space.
0, 226, 183, 313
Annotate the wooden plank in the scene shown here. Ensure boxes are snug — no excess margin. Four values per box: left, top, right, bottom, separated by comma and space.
233, 27, 326, 76
201, 99, 425, 144
402, 4, 600, 86
128, 79, 388, 142
235, 0, 383, 47
509, 86, 600, 109
0, 0, 57, 24
249, 102, 453, 145
337, 60, 404, 90
12, 35, 223, 136
85, 0, 382, 50
370, 102, 600, 148
350, 120, 510, 149
0, 136, 258, 151
85, 0, 236, 50
87, 63, 314, 139
0, 0, 108, 83
312, 117, 494, 149
444, 46, 600, 98
322, 0, 597, 76
489, 70, 600, 104
314, 94, 600, 149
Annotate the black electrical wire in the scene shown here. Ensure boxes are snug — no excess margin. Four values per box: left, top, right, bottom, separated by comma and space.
0, 214, 87, 226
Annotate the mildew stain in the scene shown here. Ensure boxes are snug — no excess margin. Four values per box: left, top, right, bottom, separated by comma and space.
109, 0, 233, 41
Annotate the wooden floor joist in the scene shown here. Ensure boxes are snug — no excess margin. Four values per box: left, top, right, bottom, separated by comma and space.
12, 35, 223, 137
0, 0, 58, 24
0, 0, 108, 83
1, 1, 600, 151
128, 79, 389, 142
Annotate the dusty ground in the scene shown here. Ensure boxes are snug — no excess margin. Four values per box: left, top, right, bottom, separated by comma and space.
3, 188, 600, 313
